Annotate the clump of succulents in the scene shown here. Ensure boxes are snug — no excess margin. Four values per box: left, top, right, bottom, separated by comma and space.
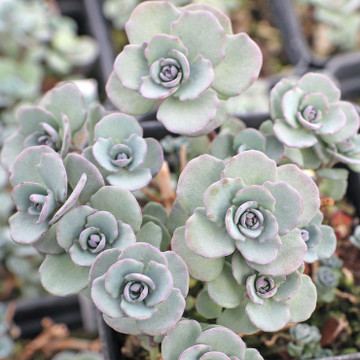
287, 323, 333, 359
106, 1, 262, 135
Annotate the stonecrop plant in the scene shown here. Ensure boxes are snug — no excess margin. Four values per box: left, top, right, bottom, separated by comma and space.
2, 1, 358, 359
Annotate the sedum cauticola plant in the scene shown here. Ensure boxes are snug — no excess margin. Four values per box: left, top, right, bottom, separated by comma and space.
1, 2, 346, 359
106, 1, 262, 136
269, 72, 360, 201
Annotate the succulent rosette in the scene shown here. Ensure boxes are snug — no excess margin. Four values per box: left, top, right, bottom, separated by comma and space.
210, 118, 284, 163
90, 243, 189, 336
215, 254, 317, 333
106, 1, 262, 136
2, 82, 87, 170
300, 210, 336, 263
161, 320, 264, 360
8, 146, 104, 254
39, 186, 141, 296
270, 73, 360, 151
173, 150, 320, 280
289, 324, 321, 345
83, 113, 163, 191
314, 266, 340, 303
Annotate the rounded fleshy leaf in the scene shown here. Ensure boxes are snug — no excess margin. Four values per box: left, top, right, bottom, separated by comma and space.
196, 326, 246, 358
204, 177, 246, 227
232, 185, 276, 211
161, 320, 201, 360
164, 251, 189, 298
140, 75, 178, 100
273, 120, 318, 148
281, 87, 304, 128
296, 73, 341, 102
195, 288, 222, 319
273, 271, 301, 303
90, 186, 142, 232
120, 298, 158, 321
263, 181, 303, 235
143, 202, 168, 225
37, 152, 68, 202
57, 205, 95, 250
177, 154, 224, 214
39, 82, 87, 133
91, 274, 124, 318
316, 103, 346, 136
288, 274, 317, 322
89, 248, 122, 284
277, 164, 320, 227
171, 227, 224, 282
137, 288, 186, 336
246, 229, 307, 276
171, 10, 225, 66
222, 150, 277, 185
106, 168, 152, 191
186, 208, 235, 258
114, 44, 148, 91
216, 301, 259, 335
118, 243, 167, 268
157, 89, 219, 135
65, 153, 105, 204
126, 1, 181, 44
212, 33, 262, 98
94, 113, 143, 143
236, 234, 281, 265
231, 252, 254, 285
246, 300, 290, 332
39, 253, 89, 296
207, 263, 245, 308
9, 211, 50, 246
103, 314, 141, 335
140, 138, 164, 176
106, 71, 156, 115
10, 146, 56, 187
270, 78, 294, 120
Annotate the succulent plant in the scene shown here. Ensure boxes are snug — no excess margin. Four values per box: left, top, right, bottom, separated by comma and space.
161, 320, 263, 360
287, 323, 332, 360
315, 266, 340, 303
174, 150, 320, 276
270, 73, 360, 166
2, 82, 88, 170
210, 118, 284, 163
106, 1, 262, 136
349, 224, 360, 249
210, 253, 317, 334
39, 185, 142, 296
83, 112, 163, 191
300, 210, 336, 263
320, 254, 343, 269
8, 145, 104, 254
90, 243, 189, 336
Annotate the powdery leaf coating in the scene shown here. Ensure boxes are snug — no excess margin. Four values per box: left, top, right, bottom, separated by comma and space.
161, 319, 263, 360
90, 243, 189, 336
106, 1, 262, 136
2, 82, 87, 170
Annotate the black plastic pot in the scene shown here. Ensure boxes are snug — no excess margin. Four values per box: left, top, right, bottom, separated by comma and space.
13, 295, 82, 338
268, 0, 360, 100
